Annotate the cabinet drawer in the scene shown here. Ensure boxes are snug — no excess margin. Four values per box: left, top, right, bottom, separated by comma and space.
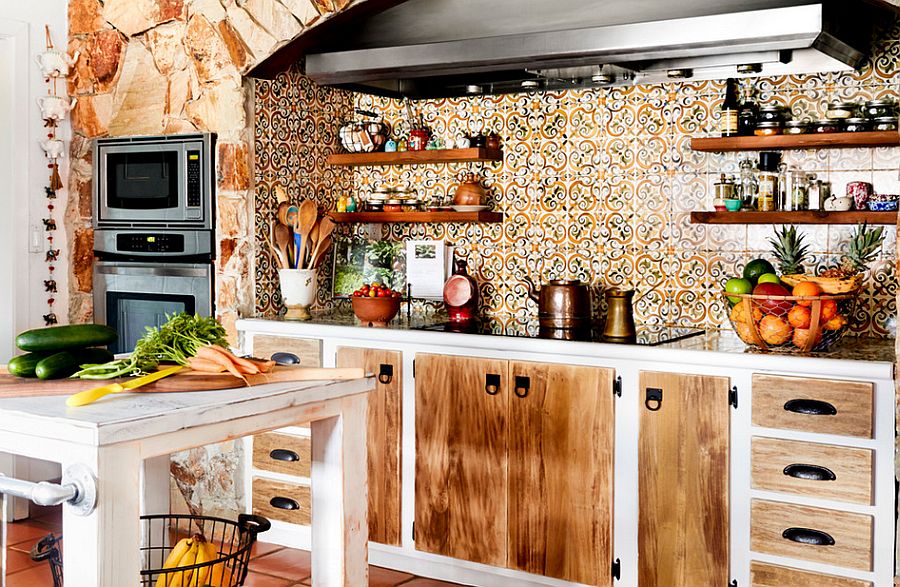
252, 432, 311, 477
750, 500, 873, 571
751, 437, 874, 505
752, 374, 873, 438
751, 561, 871, 587
252, 477, 310, 526
251, 335, 321, 367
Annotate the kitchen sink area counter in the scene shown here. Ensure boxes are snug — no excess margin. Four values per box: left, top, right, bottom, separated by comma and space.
237, 315, 896, 587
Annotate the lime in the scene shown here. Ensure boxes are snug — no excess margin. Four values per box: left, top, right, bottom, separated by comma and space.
743, 258, 776, 285
725, 277, 752, 304
757, 273, 781, 285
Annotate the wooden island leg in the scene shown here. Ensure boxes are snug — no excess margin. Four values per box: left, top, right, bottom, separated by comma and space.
310, 393, 368, 587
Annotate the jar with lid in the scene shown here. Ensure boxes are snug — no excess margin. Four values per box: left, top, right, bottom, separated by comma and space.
812, 119, 840, 134
758, 105, 786, 124
754, 121, 782, 136
842, 117, 870, 132
872, 116, 898, 131
825, 101, 858, 119
757, 151, 781, 211
737, 158, 758, 209
713, 174, 734, 211
778, 162, 791, 211
863, 99, 896, 119
791, 172, 810, 211
783, 120, 810, 135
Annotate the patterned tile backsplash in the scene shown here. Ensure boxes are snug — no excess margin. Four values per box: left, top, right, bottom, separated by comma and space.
254, 34, 899, 337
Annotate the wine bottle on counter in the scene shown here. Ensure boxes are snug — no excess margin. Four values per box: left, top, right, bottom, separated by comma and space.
719, 78, 739, 137
737, 80, 758, 136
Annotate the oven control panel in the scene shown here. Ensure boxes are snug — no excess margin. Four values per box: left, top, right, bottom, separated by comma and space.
116, 233, 185, 254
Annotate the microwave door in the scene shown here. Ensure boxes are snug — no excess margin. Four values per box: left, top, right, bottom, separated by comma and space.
98, 142, 188, 224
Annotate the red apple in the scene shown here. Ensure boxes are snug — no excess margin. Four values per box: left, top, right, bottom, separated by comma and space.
752, 282, 792, 314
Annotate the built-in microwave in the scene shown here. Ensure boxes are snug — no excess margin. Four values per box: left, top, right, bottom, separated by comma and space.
93, 133, 215, 230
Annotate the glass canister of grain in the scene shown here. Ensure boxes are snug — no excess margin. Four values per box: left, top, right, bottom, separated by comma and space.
757, 151, 781, 211
791, 172, 810, 211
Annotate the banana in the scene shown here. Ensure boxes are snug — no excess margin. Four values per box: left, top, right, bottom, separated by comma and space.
156, 537, 192, 587
206, 557, 233, 587
188, 539, 217, 586
168, 539, 200, 587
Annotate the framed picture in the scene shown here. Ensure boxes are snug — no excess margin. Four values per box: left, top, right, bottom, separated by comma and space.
331, 238, 407, 297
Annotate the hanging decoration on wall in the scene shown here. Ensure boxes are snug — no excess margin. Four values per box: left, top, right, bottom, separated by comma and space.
38, 26, 77, 326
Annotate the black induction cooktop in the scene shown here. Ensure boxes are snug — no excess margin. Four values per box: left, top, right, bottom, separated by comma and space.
414, 315, 705, 346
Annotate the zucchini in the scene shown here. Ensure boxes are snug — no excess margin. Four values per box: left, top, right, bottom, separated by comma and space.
16, 324, 117, 352
35, 348, 115, 380
7, 352, 54, 378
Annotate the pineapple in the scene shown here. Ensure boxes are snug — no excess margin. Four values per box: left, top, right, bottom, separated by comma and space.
768, 225, 809, 275
781, 222, 884, 293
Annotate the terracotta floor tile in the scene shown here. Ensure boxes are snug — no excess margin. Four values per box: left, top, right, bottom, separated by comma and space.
5, 520, 54, 547
251, 540, 284, 559
249, 547, 311, 580
4, 548, 45, 574
5, 564, 55, 586
368, 565, 415, 587
241, 571, 297, 587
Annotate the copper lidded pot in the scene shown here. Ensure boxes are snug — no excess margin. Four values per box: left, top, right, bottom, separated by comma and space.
523, 276, 592, 329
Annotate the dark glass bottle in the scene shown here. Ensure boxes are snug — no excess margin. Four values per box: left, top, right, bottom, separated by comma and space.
737, 81, 758, 136
719, 78, 739, 137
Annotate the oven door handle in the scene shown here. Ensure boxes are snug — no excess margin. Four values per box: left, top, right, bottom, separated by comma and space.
94, 264, 210, 278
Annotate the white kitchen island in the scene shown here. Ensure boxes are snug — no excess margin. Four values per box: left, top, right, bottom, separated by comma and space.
0, 375, 375, 587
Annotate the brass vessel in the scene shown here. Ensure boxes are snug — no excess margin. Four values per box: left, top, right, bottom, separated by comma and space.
602, 288, 636, 339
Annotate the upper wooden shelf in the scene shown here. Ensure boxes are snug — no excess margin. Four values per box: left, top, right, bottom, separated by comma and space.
690, 210, 897, 225
330, 211, 504, 223
690, 131, 900, 152
326, 147, 503, 166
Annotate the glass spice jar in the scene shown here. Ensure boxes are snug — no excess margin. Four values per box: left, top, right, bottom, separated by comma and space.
783, 120, 809, 135
842, 117, 870, 132
757, 105, 786, 123
863, 99, 896, 119
825, 101, 858, 119
812, 119, 840, 134
754, 121, 782, 136
872, 116, 898, 131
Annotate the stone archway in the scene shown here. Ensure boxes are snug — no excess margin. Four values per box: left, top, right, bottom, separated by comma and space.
66, 0, 386, 340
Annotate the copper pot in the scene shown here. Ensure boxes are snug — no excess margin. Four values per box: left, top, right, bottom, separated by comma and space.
453, 172, 485, 206
523, 276, 592, 329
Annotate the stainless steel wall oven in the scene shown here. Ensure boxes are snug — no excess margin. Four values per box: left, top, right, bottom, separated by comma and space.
92, 133, 216, 353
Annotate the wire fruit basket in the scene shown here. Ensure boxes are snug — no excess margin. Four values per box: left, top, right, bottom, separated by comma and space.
339, 108, 390, 153
724, 290, 858, 353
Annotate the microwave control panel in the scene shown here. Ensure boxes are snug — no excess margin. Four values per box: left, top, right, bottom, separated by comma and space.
186, 149, 202, 219
116, 233, 185, 254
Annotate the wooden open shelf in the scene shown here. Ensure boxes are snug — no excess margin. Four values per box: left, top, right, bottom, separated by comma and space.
330, 211, 504, 223
690, 131, 900, 152
326, 147, 503, 166
690, 210, 897, 224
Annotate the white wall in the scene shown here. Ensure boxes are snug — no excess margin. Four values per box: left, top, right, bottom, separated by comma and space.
0, 0, 71, 360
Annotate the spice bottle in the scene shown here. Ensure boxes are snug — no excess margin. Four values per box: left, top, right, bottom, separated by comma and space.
737, 158, 758, 209
737, 81, 758, 136
719, 78, 739, 137
778, 162, 790, 211
713, 174, 734, 211
791, 172, 809, 211
757, 151, 781, 211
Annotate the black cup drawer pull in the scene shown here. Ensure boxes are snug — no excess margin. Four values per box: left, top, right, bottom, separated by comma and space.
514, 376, 530, 398
269, 449, 300, 462
270, 496, 300, 511
783, 398, 837, 416
378, 364, 393, 384
782, 527, 835, 546
485, 373, 501, 395
645, 388, 663, 411
783, 463, 836, 482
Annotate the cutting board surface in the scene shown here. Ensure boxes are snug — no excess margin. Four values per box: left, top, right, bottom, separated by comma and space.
0, 366, 365, 399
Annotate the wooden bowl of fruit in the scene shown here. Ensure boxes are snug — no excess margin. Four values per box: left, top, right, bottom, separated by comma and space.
351, 283, 402, 327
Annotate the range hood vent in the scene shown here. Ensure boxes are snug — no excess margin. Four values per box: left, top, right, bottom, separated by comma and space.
303, 0, 893, 99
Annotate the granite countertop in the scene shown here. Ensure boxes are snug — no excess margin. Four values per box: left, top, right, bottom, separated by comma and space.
257, 308, 896, 364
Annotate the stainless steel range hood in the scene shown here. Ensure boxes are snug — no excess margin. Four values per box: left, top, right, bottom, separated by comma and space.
303, 0, 893, 99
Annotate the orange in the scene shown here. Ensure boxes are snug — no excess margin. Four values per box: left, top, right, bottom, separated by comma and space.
730, 302, 762, 325
787, 305, 811, 329
819, 298, 838, 321
759, 314, 792, 345
792, 327, 823, 349
791, 281, 822, 306
734, 319, 757, 344
823, 314, 848, 330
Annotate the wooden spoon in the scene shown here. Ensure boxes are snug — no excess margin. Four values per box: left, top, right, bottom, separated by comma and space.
273, 223, 293, 268
310, 235, 332, 269
295, 201, 318, 269
267, 223, 289, 269
308, 216, 335, 267
276, 201, 290, 225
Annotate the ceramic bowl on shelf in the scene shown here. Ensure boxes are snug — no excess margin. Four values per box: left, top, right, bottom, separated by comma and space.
867, 199, 898, 211
351, 296, 401, 327
724, 199, 742, 211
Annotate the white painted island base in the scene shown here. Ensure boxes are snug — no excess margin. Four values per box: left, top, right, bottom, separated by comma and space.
0, 376, 374, 587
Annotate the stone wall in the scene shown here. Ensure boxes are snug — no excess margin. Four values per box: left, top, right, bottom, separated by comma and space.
67, 0, 364, 518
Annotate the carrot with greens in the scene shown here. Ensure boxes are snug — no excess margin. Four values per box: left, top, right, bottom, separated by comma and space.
195, 345, 247, 383
207, 344, 260, 374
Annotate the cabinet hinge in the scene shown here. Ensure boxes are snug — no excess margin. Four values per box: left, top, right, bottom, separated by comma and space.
611, 558, 621, 580
729, 385, 738, 409
613, 376, 622, 397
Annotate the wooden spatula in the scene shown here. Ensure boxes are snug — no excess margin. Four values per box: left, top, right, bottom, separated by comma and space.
295, 201, 318, 269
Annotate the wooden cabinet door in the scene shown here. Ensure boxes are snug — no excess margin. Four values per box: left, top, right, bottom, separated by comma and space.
336, 347, 402, 546
507, 362, 615, 586
415, 353, 509, 566
638, 371, 731, 586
